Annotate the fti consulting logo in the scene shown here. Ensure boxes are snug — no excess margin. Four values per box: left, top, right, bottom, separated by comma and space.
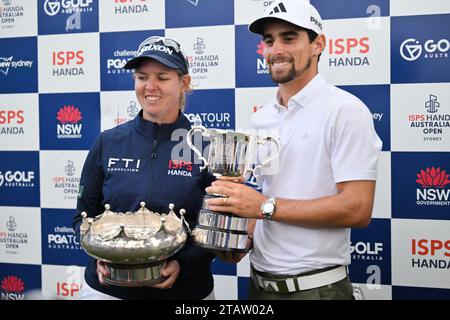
408, 94, 450, 143
41, 209, 88, 266
391, 14, 450, 83
0, 152, 39, 207
392, 152, 450, 220
185, 89, 234, 129
0, 37, 37, 93
39, 93, 100, 150
38, 0, 98, 34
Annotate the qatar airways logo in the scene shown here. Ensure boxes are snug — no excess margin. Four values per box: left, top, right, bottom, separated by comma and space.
1, 276, 25, 300
328, 37, 370, 67
416, 167, 450, 206
411, 238, 450, 270
0, 109, 25, 136
400, 38, 449, 62
114, 0, 149, 15
256, 41, 269, 75
56, 106, 83, 139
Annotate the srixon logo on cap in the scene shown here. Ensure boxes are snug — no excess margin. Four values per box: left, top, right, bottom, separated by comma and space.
140, 44, 174, 56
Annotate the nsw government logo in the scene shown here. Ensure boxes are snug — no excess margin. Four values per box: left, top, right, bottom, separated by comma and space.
56, 106, 83, 139
256, 41, 269, 75
1, 275, 25, 300
416, 167, 450, 206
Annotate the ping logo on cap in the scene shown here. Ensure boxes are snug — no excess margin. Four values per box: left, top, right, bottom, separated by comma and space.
310, 16, 322, 30
269, 2, 287, 14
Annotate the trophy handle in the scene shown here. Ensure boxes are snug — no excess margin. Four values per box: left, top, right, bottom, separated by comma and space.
186, 125, 209, 171
250, 136, 281, 180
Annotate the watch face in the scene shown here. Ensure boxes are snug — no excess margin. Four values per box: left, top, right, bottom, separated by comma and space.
263, 202, 274, 213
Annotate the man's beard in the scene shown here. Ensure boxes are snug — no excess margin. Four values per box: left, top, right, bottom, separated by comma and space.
269, 57, 312, 84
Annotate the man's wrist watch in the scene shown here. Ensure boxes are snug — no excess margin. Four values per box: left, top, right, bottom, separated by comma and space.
260, 197, 276, 220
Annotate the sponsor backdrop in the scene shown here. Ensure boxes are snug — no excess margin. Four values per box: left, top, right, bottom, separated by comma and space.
0, 0, 449, 300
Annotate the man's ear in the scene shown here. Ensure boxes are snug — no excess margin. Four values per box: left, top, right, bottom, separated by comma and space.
314, 34, 326, 56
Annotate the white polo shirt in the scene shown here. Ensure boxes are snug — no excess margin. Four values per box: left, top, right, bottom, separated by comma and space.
250, 73, 382, 275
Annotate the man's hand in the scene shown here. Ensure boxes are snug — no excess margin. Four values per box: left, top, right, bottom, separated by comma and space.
205, 180, 266, 219
149, 260, 180, 289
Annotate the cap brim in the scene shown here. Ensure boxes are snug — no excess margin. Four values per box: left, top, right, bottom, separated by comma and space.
123, 55, 182, 71
248, 17, 277, 35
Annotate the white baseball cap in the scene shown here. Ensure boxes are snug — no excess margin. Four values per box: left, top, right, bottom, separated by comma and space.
248, 0, 323, 35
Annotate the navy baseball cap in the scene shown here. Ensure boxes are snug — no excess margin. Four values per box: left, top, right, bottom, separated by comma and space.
124, 36, 189, 74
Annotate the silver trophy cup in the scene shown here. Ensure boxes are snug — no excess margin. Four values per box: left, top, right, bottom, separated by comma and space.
186, 125, 280, 253
80, 202, 189, 287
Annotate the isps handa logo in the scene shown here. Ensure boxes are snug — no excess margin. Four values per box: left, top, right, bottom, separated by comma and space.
56, 105, 83, 139
416, 167, 450, 206
168, 160, 193, 177
1, 275, 25, 300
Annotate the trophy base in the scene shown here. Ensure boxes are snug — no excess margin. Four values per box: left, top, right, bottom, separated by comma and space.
192, 226, 250, 253
104, 260, 167, 287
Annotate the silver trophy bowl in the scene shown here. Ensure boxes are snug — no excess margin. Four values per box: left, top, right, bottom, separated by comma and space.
186, 125, 280, 253
80, 202, 189, 287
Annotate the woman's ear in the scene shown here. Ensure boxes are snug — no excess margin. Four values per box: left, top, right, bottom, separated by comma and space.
181, 74, 191, 92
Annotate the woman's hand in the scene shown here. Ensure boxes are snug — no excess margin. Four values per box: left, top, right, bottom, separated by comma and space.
149, 260, 181, 289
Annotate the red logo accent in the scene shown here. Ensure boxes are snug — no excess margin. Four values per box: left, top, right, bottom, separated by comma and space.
57, 106, 82, 124
256, 41, 265, 57
416, 167, 450, 188
1, 276, 25, 293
